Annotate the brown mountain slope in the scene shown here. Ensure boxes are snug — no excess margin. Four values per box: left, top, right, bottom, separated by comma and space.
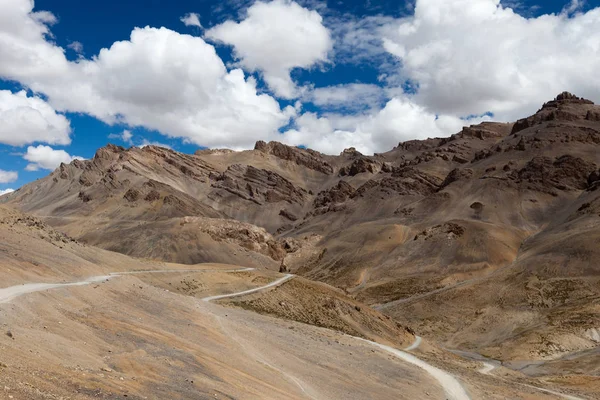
3, 206, 595, 399
3, 92, 600, 377
386, 182, 600, 371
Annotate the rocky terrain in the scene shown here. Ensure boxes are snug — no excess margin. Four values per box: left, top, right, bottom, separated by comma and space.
3, 92, 600, 397
3, 204, 583, 399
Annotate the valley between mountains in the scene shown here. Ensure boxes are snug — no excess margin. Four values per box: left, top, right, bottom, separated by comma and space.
1, 92, 600, 399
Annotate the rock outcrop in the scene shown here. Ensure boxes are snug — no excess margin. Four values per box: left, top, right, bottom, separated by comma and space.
512, 92, 596, 135
512, 155, 597, 193
314, 181, 356, 208
211, 164, 307, 205
439, 168, 474, 190
355, 168, 441, 197
255, 141, 334, 174
339, 158, 380, 176
310, 181, 356, 216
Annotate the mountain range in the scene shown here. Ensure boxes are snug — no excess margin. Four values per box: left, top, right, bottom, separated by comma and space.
2, 92, 600, 398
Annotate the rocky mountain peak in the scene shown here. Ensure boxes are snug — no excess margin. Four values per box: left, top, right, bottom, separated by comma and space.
539, 91, 595, 111
340, 147, 363, 157
94, 143, 126, 158
555, 91, 594, 103
510, 92, 598, 135
91, 144, 127, 166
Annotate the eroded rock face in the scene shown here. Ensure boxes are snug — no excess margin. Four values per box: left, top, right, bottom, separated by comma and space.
307, 181, 357, 216
94, 144, 125, 161
511, 119, 532, 135
541, 92, 595, 111
279, 209, 299, 221
440, 168, 474, 190
340, 147, 363, 157
355, 168, 441, 197
555, 92, 594, 103
395, 138, 443, 152
255, 141, 334, 174
180, 216, 286, 261
586, 110, 600, 121
194, 148, 235, 156
144, 190, 161, 202
339, 158, 379, 176
460, 124, 507, 140
314, 181, 356, 208
57, 163, 72, 180
123, 188, 141, 202
212, 164, 307, 205
512, 155, 597, 193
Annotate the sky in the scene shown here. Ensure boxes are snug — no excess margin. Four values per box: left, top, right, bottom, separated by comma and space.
0, 0, 599, 193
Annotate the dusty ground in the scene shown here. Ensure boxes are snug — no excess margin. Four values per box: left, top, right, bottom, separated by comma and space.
0, 272, 445, 400
2, 268, 594, 400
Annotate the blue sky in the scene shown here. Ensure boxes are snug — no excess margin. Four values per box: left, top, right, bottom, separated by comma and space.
0, 0, 599, 192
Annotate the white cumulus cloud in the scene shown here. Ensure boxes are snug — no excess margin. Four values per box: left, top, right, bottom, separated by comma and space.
306, 83, 390, 112
0, 90, 72, 147
180, 12, 202, 28
0, 0, 69, 88
0, 1, 295, 150
24, 145, 84, 171
0, 169, 18, 183
108, 129, 133, 145
67, 41, 84, 54
0, 188, 15, 196
2, 0, 600, 157
382, 0, 600, 121
207, 0, 333, 99
31, 10, 57, 25
282, 96, 489, 154
562, 0, 585, 15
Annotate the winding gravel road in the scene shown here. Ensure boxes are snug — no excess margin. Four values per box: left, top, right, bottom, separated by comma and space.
0, 275, 111, 304
201, 275, 471, 400
2, 268, 472, 399
0, 268, 253, 304
201, 274, 294, 302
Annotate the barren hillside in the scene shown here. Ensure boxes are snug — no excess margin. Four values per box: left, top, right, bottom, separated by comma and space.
3, 92, 600, 393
